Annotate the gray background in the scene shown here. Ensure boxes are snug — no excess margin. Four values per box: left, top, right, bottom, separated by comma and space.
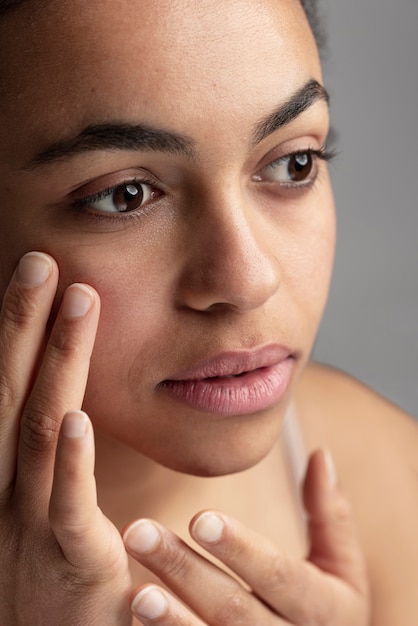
312, 0, 418, 417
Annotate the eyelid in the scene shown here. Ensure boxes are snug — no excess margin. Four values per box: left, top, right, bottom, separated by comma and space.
75, 178, 156, 209
253, 145, 335, 184
75, 182, 155, 221
69, 167, 163, 202
270, 145, 335, 169
253, 128, 332, 169
66, 168, 166, 224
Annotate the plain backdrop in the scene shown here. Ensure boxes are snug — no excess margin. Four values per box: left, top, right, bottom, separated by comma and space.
313, 0, 418, 417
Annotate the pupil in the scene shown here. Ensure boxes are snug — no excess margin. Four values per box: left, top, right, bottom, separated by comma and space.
124, 184, 140, 201
114, 183, 143, 212
290, 153, 312, 181
294, 154, 309, 171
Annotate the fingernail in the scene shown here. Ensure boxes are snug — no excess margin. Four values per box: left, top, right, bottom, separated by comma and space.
192, 512, 224, 543
132, 586, 167, 620
62, 411, 89, 438
62, 284, 94, 318
323, 448, 337, 489
124, 520, 160, 554
18, 252, 52, 287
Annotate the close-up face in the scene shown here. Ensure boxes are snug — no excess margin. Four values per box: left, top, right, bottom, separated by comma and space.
0, 0, 335, 475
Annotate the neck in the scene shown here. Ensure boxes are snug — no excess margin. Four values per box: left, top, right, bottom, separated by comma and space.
94, 428, 307, 556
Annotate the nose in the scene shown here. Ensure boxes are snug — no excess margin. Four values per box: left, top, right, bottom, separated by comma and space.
176, 190, 281, 313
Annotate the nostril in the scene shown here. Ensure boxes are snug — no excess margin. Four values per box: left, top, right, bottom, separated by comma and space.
175, 207, 281, 312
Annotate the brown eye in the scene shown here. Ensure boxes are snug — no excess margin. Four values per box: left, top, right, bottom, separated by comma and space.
86, 180, 154, 214
261, 151, 318, 186
112, 183, 145, 212
287, 153, 314, 181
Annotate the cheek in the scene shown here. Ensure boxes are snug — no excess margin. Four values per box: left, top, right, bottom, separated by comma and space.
92, 275, 167, 371
285, 189, 336, 327
0, 185, 32, 292
57, 249, 175, 386
305, 210, 335, 298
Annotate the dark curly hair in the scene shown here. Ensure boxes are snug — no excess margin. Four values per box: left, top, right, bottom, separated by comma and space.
0, 0, 325, 51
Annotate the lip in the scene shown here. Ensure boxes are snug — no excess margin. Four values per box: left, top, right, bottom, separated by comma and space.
158, 345, 295, 416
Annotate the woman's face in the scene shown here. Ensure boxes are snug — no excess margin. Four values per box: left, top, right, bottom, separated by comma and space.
0, 0, 335, 475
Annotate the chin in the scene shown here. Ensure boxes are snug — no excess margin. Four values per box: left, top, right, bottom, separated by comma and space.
152, 453, 270, 478
167, 455, 267, 478
90, 397, 287, 477
143, 426, 281, 478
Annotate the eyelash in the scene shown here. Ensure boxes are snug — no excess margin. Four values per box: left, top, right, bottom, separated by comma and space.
258, 145, 335, 191
72, 175, 159, 223
71, 145, 336, 223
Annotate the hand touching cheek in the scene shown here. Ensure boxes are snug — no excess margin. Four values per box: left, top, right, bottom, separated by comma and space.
0, 253, 133, 625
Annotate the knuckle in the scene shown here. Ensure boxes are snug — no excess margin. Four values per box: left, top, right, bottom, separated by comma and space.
0, 372, 14, 413
157, 543, 190, 582
60, 564, 103, 589
20, 406, 60, 454
1, 285, 40, 332
226, 536, 247, 564
212, 587, 249, 626
262, 552, 295, 594
260, 555, 315, 623
48, 324, 83, 358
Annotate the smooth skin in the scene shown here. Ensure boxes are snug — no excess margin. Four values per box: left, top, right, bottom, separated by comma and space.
0, 0, 417, 624
0, 253, 369, 625
0, 0, 335, 477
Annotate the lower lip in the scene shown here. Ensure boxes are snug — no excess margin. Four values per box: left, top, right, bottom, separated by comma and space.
159, 357, 294, 417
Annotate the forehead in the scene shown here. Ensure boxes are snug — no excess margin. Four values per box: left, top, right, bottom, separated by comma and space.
0, 0, 320, 165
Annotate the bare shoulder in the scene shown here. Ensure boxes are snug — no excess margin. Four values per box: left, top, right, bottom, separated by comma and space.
295, 361, 418, 463
295, 362, 418, 625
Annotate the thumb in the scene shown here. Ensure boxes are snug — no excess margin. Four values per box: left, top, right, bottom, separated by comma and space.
303, 449, 369, 596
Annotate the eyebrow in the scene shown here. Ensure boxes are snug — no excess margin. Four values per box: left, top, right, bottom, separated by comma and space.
251, 79, 329, 145
25, 124, 196, 169
24, 79, 329, 170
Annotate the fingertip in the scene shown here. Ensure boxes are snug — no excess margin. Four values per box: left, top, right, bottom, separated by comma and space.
61, 410, 90, 439
304, 447, 337, 497
303, 449, 355, 535
61, 284, 97, 319
17, 251, 55, 288
123, 519, 161, 555
190, 511, 224, 544
53, 411, 95, 485
49, 411, 98, 555
303, 449, 333, 519
131, 585, 168, 621
321, 448, 338, 490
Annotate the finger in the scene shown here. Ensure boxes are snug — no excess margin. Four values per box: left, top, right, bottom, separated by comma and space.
15, 283, 100, 514
303, 449, 369, 595
123, 520, 281, 626
190, 508, 324, 622
190, 501, 367, 625
131, 585, 206, 625
49, 410, 127, 574
0, 252, 57, 496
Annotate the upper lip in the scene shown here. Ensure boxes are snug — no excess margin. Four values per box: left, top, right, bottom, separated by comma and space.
164, 344, 293, 381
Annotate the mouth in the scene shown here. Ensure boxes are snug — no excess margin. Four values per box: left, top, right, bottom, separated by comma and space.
158, 345, 295, 417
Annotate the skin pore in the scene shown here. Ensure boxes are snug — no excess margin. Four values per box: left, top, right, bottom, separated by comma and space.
0, 0, 335, 589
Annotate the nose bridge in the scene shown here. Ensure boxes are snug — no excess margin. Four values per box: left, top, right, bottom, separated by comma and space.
177, 187, 281, 312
